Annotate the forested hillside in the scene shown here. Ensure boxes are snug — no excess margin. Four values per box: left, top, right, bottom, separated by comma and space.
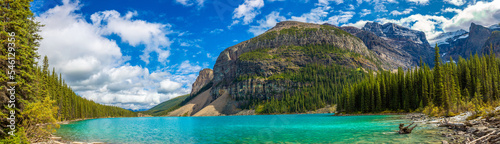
252, 64, 365, 114
142, 94, 189, 116
338, 45, 500, 116
0, 0, 135, 143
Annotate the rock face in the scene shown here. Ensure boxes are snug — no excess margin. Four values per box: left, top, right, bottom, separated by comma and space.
340, 26, 413, 69
361, 22, 435, 67
190, 68, 213, 96
210, 21, 381, 114
440, 23, 500, 60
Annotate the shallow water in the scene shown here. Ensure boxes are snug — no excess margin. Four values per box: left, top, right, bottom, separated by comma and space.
55, 114, 445, 143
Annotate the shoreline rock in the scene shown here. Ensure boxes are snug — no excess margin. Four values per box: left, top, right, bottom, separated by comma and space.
404, 106, 500, 144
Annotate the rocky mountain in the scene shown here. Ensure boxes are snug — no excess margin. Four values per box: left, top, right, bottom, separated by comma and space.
360, 22, 435, 67
160, 21, 482, 116
440, 23, 500, 60
163, 21, 387, 116
210, 21, 381, 103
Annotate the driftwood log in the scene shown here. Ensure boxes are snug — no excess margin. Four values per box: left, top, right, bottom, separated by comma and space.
399, 122, 418, 134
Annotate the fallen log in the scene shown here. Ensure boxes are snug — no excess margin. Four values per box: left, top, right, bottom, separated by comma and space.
399, 122, 418, 134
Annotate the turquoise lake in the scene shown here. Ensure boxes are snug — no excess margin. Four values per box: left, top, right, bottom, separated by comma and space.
55, 114, 445, 143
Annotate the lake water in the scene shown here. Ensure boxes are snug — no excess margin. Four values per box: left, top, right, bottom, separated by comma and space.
55, 114, 445, 143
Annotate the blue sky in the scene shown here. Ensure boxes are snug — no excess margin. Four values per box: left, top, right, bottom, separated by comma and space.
31, 0, 500, 110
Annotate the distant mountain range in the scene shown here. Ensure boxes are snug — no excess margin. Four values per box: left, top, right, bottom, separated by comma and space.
148, 21, 500, 116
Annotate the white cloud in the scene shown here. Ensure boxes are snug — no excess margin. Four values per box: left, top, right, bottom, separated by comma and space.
232, 0, 265, 25
177, 60, 202, 75
175, 0, 206, 7
290, 1, 330, 24
343, 20, 371, 28
406, 0, 429, 5
249, 11, 286, 36
347, 4, 355, 10
90, 10, 173, 64
441, 7, 462, 13
158, 79, 182, 93
360, 9, 371, 17
374, 0, 500, 42
326, 11, 355, 26
442, 0, 500, 32
210, 28, 224, 34
444, 0, 466, 6
36, 0, 202, 110
377, 14, 449, 41
318, 0, 343, 5
390, 8, 414, 16
248, 1, 354, 36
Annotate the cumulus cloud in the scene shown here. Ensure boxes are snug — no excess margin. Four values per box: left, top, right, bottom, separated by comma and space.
376, 0, 500, 42
36, 0, 201, 110
232, 0, 265, 25
442, 0, 500, 32
158, 79, 182, 94
91, 10, 173, 64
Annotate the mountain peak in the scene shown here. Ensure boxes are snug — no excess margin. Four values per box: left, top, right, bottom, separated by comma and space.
362, 22, 429, 46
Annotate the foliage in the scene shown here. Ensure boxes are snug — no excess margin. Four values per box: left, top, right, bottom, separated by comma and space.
1, 0, 136, 142
238, 48, 273, 62
338, 45, 500, 117
250, 64, 365, 114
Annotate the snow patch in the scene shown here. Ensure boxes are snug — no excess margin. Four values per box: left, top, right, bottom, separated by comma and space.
428, 29, 467, 47
455, 34, 469, 41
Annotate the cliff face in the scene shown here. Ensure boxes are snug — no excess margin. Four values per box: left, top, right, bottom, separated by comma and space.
190, 68, 213, 96
361, 22, 434, 67
208, 21, 381, 114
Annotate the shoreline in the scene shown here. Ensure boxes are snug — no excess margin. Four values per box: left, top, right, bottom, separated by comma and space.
334, 112, 411, 116
403, 107, 500, 143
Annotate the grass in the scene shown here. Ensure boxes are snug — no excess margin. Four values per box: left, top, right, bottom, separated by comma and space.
142, 94, 189, 116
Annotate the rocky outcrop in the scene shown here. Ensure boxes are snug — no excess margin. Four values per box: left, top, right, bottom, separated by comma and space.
361, 22, 435, 67
190, 69, 213, 96
443, 23, 497, 60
